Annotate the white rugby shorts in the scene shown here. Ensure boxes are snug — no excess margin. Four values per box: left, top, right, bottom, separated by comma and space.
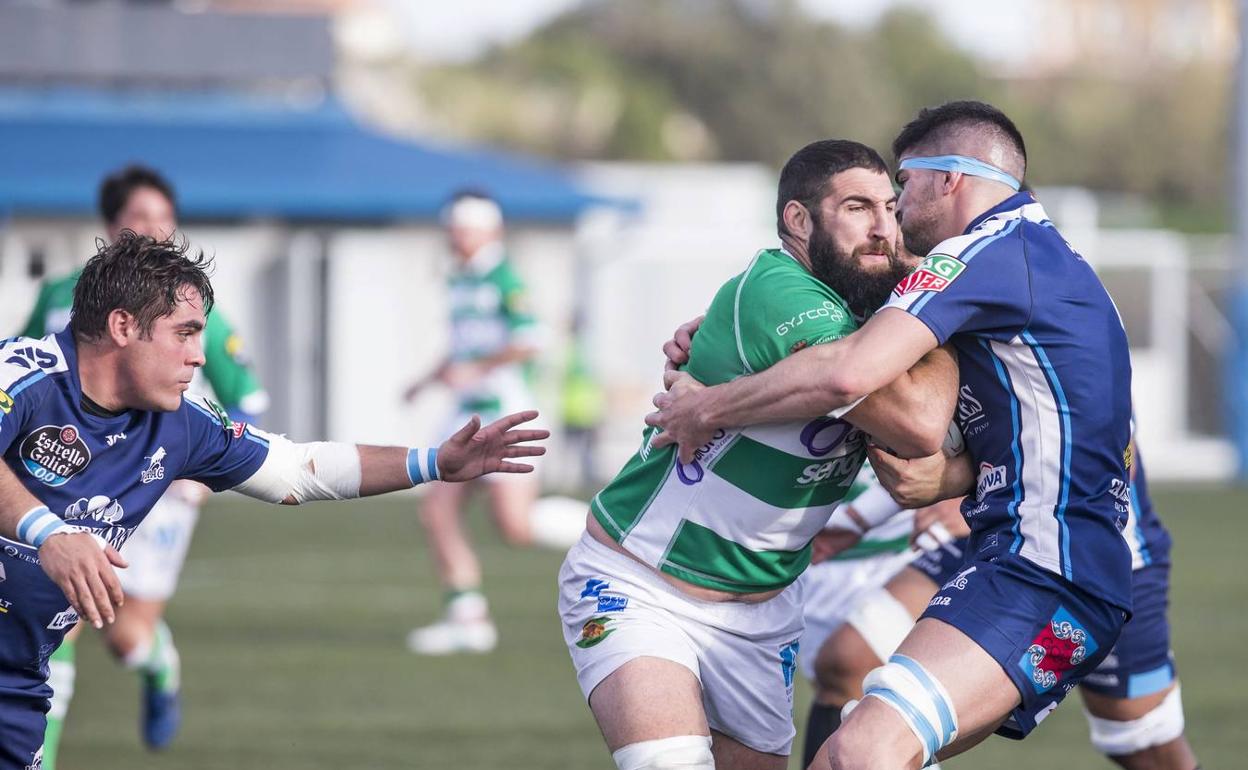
558, 533, 804, 756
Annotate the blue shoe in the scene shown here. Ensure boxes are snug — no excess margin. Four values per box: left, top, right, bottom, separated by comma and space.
141, 675, 181, 750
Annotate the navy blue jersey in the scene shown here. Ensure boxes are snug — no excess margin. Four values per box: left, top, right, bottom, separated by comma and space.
0, 330, 269, 691
885, 193, 1134, 610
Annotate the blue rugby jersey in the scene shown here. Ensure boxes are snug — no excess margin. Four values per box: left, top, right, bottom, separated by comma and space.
0, 330, 269, 693
885, 192, 1134, 610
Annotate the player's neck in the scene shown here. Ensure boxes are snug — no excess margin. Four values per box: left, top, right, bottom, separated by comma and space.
76, 342, 131, 413
778, 234, 813, 273
953, 186, 1016, 234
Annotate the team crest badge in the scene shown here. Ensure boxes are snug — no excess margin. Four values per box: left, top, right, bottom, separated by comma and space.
576, 616, 615, 648
1017, 606, 1099, 693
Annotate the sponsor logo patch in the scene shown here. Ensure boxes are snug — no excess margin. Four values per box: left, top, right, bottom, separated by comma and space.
596, 595, 629, 613
575, 616, 616, 648
0, 386, 12, 414
780, 639, 800, 689
976, 463, 1008, 500
893, 253, 966, 296
580, 579, 609, 599
20, 425, 91, 487
47, 607, 79, 631
776, 300, 846, 336
0, 598, 11, 613
64, 496, 125, 525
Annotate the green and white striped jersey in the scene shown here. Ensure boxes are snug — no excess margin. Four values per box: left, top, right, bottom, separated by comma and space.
447, 244, 539, 412
592, 248, 868, 593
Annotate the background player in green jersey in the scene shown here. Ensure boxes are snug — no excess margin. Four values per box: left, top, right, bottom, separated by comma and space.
18, 165, 268, 759
558, 140, 958, 770
404, 190, 582, 655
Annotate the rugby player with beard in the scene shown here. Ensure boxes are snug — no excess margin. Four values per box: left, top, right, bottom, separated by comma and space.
557, 139, 958, 770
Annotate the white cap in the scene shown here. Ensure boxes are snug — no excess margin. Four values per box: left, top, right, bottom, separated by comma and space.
443, 196, 503, 230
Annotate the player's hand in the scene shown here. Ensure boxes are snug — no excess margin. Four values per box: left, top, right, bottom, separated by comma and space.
810, 527, 862, 565
646, 370, 713, 464
662, 314, 705, 372
437, 410, 549, 482
911, 497, 970, 547
38, 532, 128, 629
867, 446, 951, 509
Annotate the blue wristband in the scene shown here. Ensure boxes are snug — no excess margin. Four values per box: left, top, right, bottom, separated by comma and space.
16, 505, 69, 548
406, 448, 440, 485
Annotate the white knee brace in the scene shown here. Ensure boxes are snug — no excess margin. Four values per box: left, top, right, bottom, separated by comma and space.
612, 735, 715, 770
1085, 684, 1186, 756
861, 654, 959, 767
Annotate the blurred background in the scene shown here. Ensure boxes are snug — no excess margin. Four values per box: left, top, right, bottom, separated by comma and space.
0, 0, 1244, 767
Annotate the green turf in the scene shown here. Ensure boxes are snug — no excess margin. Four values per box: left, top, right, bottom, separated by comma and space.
58, 484, 1245, 768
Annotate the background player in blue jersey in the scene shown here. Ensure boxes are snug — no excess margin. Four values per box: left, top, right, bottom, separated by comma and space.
0, 233, 546, 770
19, 164, 273, 761
649, 100, 1135, 769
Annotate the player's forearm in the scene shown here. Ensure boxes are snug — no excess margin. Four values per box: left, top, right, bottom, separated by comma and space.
698, 341, 863, 428
478, 343, 538, 371
845, 345, 959, 458
938, 452, 976, 501
232, 437, 435, 505
358, 445, 433, 496
0, 461, 56, 541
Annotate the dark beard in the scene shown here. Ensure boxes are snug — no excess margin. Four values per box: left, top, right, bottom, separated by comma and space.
808, 226, 911, 316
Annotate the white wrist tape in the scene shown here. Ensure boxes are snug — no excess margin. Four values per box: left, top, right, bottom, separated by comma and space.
16, 505, 72, 548
847, 482, 906, 530
233, 432, 362, 504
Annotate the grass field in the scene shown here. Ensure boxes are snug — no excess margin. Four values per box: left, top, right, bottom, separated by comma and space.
58, 484, 1246, 769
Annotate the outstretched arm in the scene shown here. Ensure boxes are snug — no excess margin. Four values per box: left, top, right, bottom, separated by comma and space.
648, 309, 943, 461
232, 411, 548, 505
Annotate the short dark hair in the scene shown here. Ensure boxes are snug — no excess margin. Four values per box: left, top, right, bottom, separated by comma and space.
97, 165, 178, 226
891, 100, 1026, 169
776, 140, 889, 237
447, 187, 496, 206
71, 231, 215, 342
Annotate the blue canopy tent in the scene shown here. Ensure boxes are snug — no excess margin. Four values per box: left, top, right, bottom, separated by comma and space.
0, 87, 613, 222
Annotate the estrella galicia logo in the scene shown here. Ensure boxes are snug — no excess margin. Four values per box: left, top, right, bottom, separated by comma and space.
20, 425, 91, 487
141, 447, 167, 484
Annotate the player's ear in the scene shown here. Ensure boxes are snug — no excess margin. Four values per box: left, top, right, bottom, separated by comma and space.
106, 309, 135, 347
782, 200, 813, 241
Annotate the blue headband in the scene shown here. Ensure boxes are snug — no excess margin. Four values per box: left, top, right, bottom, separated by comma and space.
898, 154, 1021, 191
